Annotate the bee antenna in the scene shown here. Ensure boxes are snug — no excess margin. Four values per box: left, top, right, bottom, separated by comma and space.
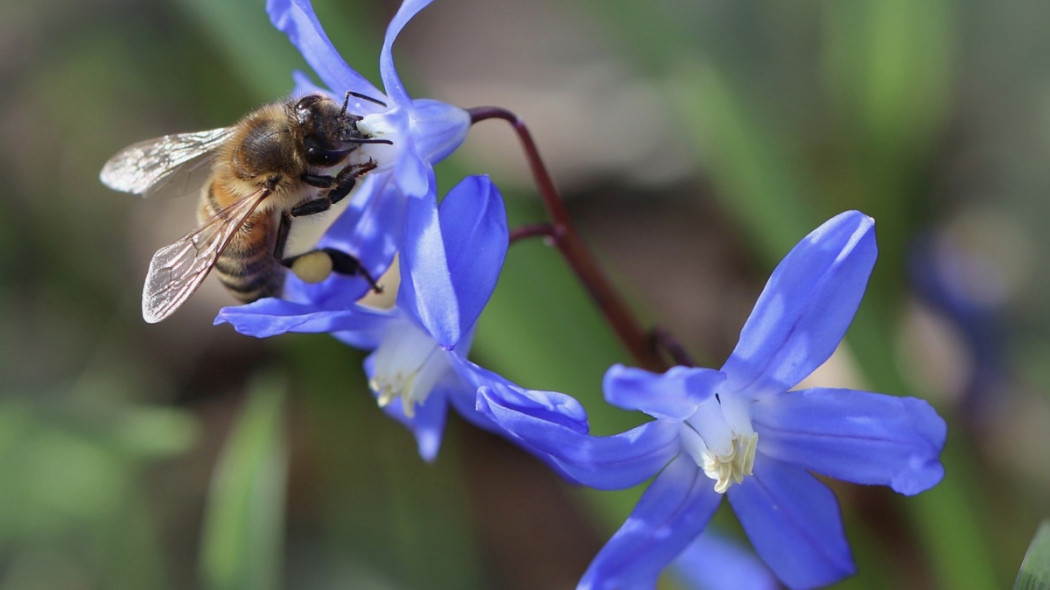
348, 138, 394, 145
340, 91, 351, 116
346, 90, 388, 108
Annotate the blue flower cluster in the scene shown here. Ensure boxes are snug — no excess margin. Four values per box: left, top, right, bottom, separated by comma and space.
219, 1, 948, 588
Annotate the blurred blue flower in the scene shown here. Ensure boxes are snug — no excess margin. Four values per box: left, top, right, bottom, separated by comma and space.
909, 229, 1007, 420
478, 211, 947, 589
216, 176, 586, 461
672, 532, 779, 590
268, 0, 470, 288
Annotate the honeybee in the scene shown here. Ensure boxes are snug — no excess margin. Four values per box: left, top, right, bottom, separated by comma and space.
101, 92, 390, 323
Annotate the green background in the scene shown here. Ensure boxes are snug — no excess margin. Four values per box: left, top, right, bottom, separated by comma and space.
1, 0, 1048, 588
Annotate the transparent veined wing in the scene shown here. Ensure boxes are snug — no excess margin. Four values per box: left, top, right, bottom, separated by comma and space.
100, 127, 232, 198
142, 188, 270, 323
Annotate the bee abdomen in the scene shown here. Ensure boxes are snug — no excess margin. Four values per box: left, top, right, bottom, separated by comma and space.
215, 249, 285, 303
212, 209, 285, 303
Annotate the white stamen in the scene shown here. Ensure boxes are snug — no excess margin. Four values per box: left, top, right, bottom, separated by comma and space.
699, 432, 758, 494
368, 318, 450, 418
684, 394, 758, 494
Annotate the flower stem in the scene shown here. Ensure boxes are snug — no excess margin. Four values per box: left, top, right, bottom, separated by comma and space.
509, 222, 557, 244
468, 106, 668, 372
650, 327, 697, 367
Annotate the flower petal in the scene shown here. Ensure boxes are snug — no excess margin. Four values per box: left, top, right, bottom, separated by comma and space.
364, 351, 451, 461
379, 0, 435, 105
267, 0, 382, 99
752, 387, 946, 495
440, 176, 508, 338
721, 211, 877, 398
604, 364, 724, 421
578, 456, 722, 590
397, 187, 458, 347
458, 356, 586, 432
477, 385, 678, 490
313, 172, 405, 281
727, 455, 855, 590
671, 532, 779, 590
392, 140, 433, 199
409, 98, 471, 164
214, 298, 390, 340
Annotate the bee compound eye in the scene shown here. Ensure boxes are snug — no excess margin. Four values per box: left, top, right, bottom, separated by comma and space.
295, 95, 322, 111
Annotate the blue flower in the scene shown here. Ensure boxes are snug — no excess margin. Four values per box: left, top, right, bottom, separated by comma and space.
478, 211, 947, 590
216, 175, 586, 461
671, 532, 778, 590
268, 0, 470, 291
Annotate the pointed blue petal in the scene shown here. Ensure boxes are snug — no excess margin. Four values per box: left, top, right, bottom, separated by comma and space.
267, 0, 382, 98
477, 386, 678, 490
721, 211, 877, 398
283, 272, 375, 312
753, 387, 946, 495
578, 456, 722, 590
671, 532, 778, 590
379, 0, 435, 105
727, 455, 855, 590
603, 364, 724, 421
392, 141, 432, 200
315, 172, 405, 281
214, 298, 390, 339
398, 187, 459, 347
409, 98, 470, 164
440, 176, 508, 338
457, 355, 587, 432
385, 386, 451, 463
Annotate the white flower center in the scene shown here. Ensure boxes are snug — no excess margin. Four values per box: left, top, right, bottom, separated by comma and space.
700, 432, 758, 494
680, 394, 758, 494
356, 113, 401, 171
368, 317, 450, 418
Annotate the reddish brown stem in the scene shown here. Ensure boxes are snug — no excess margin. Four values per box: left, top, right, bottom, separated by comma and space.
509, 222, 557, 244
650, 327, 697, 368
468, 106, 669, 372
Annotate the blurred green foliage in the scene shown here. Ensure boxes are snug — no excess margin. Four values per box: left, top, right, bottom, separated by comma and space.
2, 0, 1049, 588
1016, 521, 1050, 590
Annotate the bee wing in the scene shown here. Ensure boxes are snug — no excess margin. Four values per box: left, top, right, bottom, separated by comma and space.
142, 189, 270, 324
100, 127, 233, 198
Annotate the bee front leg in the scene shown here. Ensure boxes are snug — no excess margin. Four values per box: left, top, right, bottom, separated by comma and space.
294, 160, 379, 217
325, 160, 377, 206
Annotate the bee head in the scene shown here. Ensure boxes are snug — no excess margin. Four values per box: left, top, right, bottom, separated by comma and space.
295, 94, 364, 168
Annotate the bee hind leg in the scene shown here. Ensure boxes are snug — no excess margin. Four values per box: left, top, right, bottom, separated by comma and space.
281, 248, 383, 294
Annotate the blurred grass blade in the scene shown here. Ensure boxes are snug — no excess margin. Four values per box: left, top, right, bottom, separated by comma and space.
1015, 521, 1050, 590
669, 60, 815, 263
176, 0, 382, 102
200, 374, 288, 590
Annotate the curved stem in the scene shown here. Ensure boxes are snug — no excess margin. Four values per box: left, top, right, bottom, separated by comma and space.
468, 106, 669, 372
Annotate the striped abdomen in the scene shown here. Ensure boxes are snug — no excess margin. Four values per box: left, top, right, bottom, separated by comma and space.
201, 184, 286, 303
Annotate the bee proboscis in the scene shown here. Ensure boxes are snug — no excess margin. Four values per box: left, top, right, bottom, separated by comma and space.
100, 92, 390, 323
